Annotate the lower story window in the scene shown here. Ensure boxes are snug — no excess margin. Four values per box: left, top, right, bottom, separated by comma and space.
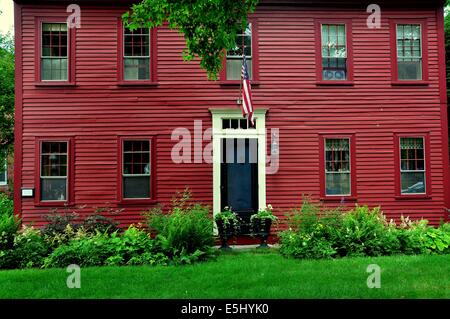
122, 140, 151, 199
0, 158, 7, 186
325, 138, 351, 196
400, 137, 426, 194
40, 141, 68, 201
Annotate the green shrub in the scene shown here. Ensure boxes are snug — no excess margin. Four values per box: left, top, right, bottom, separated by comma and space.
43, 226, 169, 268
0, 193, 13, 215
147, 205, 215, 256
12, 226, 49, 268
41, 209, 80, 238
0, 208, 20, 250
83, 214, 120, 235
333, 206, 401, 257
279, 201, 411, 260
145, 188, 215, 259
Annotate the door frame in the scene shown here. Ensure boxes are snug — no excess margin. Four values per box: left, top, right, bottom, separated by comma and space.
209, 108, 268, 221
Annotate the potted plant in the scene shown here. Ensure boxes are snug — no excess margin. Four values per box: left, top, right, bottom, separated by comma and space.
250, 205, 278, 248
214, 207, 240, 249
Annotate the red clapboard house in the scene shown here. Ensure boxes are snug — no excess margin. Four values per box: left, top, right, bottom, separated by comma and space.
13, 0, 450, 230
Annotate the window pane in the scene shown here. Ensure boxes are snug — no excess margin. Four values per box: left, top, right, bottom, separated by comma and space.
398, 60, 422, 80
322, 24, 347, 81
226, 23, 252, 80
123, 140, 151, 176
396, 24, 422, 80
0, 169, 6, 184
325, 138, 351, 196
124, 27, 150, 57
41, 178, 67, 201
124, 58, 150, 80
401, 172, 425, 194
226, 58, 252, 80
41, 142, 68, 178
400, 137, 426, 194
326, 173, 350, 196
123, 176, 150, 199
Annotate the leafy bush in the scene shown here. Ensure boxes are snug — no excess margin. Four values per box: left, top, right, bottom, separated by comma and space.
43, 226, 169, 268
0, 201, 20, 250
83, 214, 120, 235
0, 193, 13, 215
41, 208, 80, 238
145, 188, 215, 260
333, 206, 401, 257
279, 200, 450, 260
12, 226, 49, 268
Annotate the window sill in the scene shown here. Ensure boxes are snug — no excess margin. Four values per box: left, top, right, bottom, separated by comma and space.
34, 82, 77, 87
391, 81, 429, 86
117, 81, 158, 87
321, 196, 357, 202
395, 195, 431, 200
34, 201, 74, 207
219, 81, 260, 87
117, 199, 158, 206
316, 81, 354, 86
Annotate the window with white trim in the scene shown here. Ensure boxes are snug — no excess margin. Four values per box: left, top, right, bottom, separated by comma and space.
400, 137, 426, 194
325, 138, 351, 196
0, 158, 6, 186
226, 23, 252, 80
321, 24, 347, 81
122, 140, 151, 199
123, 27, 150, 80
41, 23, 68, 81
396, 24, 422, 80
40, 142, 68, 201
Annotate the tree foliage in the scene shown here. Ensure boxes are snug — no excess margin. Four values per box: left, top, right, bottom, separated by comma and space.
123, 0, 259, 80
0, 32, 15, 159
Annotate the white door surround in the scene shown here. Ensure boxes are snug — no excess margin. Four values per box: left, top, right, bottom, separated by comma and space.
209, 108, 268, 219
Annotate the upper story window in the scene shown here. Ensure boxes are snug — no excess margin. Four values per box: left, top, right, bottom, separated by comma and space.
390, 20, 428, 84
226, 23, 252, 80
40, 141, 68, 201
41, 23, 68, 81
399, 137, 426, 194
316, 20, 353, 84
123, 27, 150, 80
321, 24, 347, 81
122, 140, 152, 199
396, 24, 422, 81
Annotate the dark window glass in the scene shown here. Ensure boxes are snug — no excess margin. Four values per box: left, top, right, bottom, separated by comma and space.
396, 24, 422, 80
400, 137, 426, 194
321, 24, 347, 81
325, 138, 351, 196
123, 27, 150, 80
40, 141, 68, 201
41, 23, 68, 81
123, 140, 151, 199
226, 23, 252, 80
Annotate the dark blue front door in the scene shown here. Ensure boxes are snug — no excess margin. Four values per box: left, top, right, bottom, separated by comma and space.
221, 138, 258, 232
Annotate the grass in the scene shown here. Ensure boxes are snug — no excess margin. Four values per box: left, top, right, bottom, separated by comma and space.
0, 250, 449, 299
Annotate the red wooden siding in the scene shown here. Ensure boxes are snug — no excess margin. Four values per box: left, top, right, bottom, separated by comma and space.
14, 1, 449, 227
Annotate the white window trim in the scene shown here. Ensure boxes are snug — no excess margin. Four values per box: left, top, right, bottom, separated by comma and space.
40, 21, 69, 82
324, 137, 351, 197
399, 136, 426, 195
0, 159, 7, 186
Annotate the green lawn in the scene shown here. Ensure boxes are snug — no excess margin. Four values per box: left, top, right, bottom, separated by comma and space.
0, 250, 449, 299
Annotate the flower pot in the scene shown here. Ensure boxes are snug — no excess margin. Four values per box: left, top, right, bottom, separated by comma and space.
252, 218, 272, 248
216, 219, 237, 250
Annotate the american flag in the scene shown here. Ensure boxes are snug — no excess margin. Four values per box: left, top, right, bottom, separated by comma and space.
241, 55, 254, 126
